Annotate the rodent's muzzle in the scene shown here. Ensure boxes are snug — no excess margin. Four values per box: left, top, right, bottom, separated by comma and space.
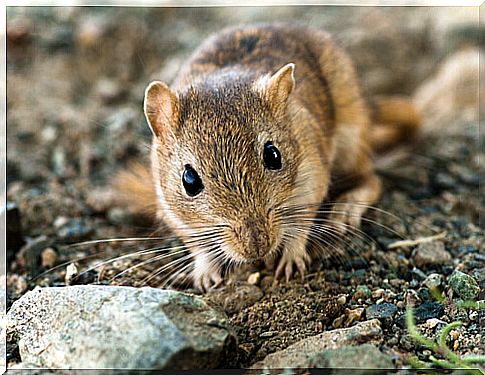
232, 218, 275, 261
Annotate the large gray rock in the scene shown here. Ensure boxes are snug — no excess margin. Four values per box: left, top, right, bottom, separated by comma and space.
309, 344, 394, 373
6, 285, 237, 369
252, 319, 383, 369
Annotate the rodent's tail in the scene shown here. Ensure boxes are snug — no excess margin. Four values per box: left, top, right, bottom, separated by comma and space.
368, 96, 421, 154
112, 162, 158, 218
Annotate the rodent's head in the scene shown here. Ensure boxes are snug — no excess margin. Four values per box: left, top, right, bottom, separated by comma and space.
144, 63, 299, 263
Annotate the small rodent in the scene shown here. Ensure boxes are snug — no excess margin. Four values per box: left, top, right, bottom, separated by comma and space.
117, 23, 420, 291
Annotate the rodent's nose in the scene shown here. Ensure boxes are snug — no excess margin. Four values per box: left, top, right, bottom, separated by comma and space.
237, 218, 272, 259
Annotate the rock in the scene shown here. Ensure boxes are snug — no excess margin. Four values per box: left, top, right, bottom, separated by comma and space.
16, 235, 52, 277
423, 273, 443, 291
57, 218, 94, 241
308, 344, 394, 372
251, 319, 382, 369
448, 270, 480, 300
6, 202, 24, 265
353, 285, 372, 300
412, 241, 451, 268
206, 284, 263, 314
40, 248, 57, 269
247, 272, 261, 286
64, 263, 78, 285
414, 301, 445, 322
405, 289, 421, 307
7, 286, 237, 369
365, 303, 398, 324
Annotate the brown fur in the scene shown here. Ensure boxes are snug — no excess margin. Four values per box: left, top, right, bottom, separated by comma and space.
116, 23, 421, 290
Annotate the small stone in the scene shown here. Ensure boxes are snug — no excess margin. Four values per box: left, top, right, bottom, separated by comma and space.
247, 272, 261, 285
396, 301, 405, 309
16, 235, 52, 277
422, 318, 446, 330
411, 267, 428, 280
337, 295, 347, 305
365, 303, 398, 320
41, 126, 57, 142
58, 219, 94, 241
40, 248, 57, 269
206, 284, 263, 314
412, 241, 451, 268
413, 302, 445, 323
417, 287, 432, 302
345, 307, 364, 325
65, 263, 78, 285
405, 289, 421, 307
259, 331, 278, 338
372, 288, 385, 299
107, 207, 133, 224
52, 146, 66, 177
448, 270, 480, 301
353, 285, 371, 300
53, 216, 69, 228
423, 273, 443, 291
332, 314, 346, 329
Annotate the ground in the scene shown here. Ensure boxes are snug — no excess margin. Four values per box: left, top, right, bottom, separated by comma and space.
5, 6, 484, 370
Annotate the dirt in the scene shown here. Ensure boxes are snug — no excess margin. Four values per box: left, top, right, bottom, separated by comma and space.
6, 6, 483, 370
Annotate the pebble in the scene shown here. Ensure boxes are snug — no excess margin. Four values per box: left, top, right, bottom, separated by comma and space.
372, 288, 385, 299
422, 318, 446, 330
448, 270, 480, 300
405, 289, 421, 307
412, 241, 451, 268
345, 307, 364, 325
40, 248, 57, 269
353, 285, 372, 301
58, 219, 94, 241
337, 295, 347, 305
206, 284, 263, 314
332, 314, 346, 329
16, 235, 52, 277
247, 272, 261, 285
365, 303, 398, 320
65, 263, 78, 285
423, 273, 443, 291
417, 287, 432, 302
413, 302, 445, 324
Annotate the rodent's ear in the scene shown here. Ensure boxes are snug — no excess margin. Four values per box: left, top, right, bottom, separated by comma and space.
262, 63, 295, 113
143, 81, 179, 139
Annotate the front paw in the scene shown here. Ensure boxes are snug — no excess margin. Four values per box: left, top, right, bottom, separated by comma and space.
274, 250, 310, 283
193, 269, 223, 292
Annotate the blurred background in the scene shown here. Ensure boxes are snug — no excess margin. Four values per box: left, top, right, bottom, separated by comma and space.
6, 6, 481, 190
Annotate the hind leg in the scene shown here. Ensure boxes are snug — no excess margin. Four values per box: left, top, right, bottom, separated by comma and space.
328, 173, 382, 234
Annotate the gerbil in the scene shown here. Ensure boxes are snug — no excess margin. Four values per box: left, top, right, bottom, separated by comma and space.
117, 23, 420, 291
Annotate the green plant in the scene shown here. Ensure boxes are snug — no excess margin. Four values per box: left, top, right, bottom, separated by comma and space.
405, 308, 484, 373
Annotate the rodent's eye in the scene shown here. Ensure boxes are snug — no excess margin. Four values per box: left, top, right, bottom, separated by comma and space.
182, 165, 204, 197
263, 141, 282, 170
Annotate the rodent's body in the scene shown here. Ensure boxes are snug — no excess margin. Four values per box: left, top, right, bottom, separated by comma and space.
119, 24, 420, 290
